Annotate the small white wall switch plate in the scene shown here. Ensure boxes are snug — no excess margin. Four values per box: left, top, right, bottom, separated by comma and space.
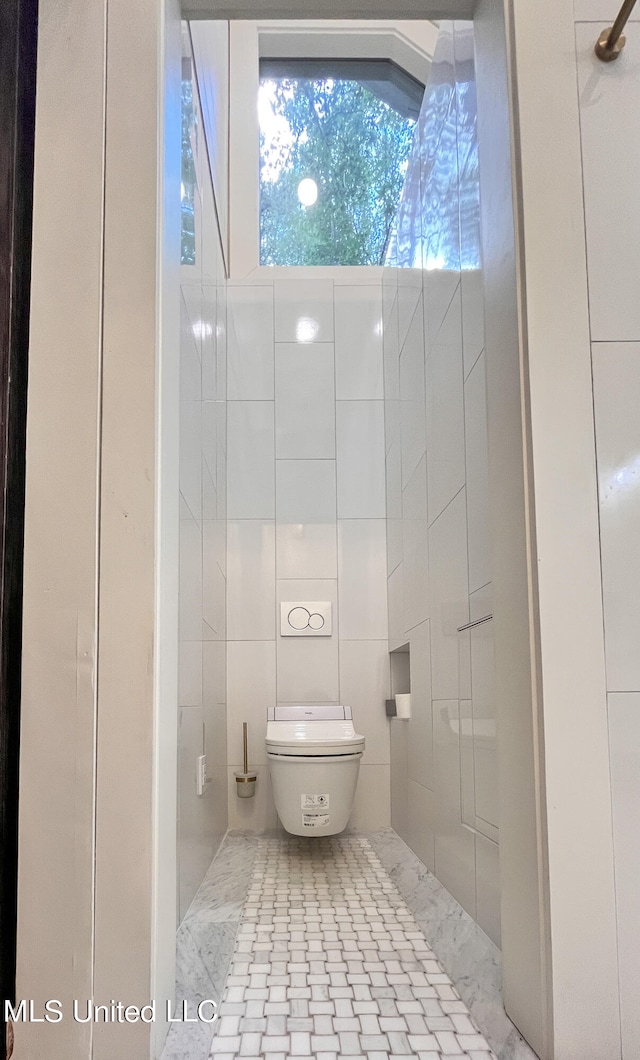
280, 601, 332, 636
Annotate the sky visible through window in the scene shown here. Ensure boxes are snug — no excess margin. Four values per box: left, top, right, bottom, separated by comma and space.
259, 76, 418, 267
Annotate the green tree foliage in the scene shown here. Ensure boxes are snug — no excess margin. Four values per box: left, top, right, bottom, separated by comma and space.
260, 79, 416, 266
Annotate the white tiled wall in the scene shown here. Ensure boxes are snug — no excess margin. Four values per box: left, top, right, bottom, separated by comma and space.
225, 278, 391, 834
384, 22, 500, 947
177, 31, 228, 920
577, 22, 640, 1051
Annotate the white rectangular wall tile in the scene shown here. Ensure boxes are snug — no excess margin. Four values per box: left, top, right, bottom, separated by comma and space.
592, 342, 640, 691
178, 705, 208, 919
388, 564, 405, 652
203, 558, 226, 641
200, 285, 217, 401
179, 641, 203, 708
346, 764, 391, 831
475, 832, 501, 948
180, 293, 202, 402
383, 289, 400, 405
203, 640, 226, 711
464, 351, 491, 594
338, 520, 388, 640
433, 698, 477, 916
339, 640, 391, 765
385, 394, 401, 457
275, 459, 337, 579
334, 286, 384, 399
460, 696, 476, 831
407, 619, 433, 787
227, 520, 276, 640
407, 779, 435, 871
399, 297, 426, 489
227, 640, 276, 766
276, 635, 339, 703
608, 692, 640, 1057
424, 269, 460, 347
390, 719, 409, 836
180, 401, 202, 522
402, 455, 429, 632
426, 286, 465, 524
227, 401, 275, 519
227, 285, 274, 400
428, 488, 469, 700
461, 267, 485, 380
336, 401, 386, 518
397, 269, 422, 349
179, 516, 203, 642
215, 284, 227, 402
274, 279, 334, 342
386, 437, 403, 575
275, 343, 335, 459
470, 584, 497, 835
276, 522, 337, 581
201, 401, 217, 485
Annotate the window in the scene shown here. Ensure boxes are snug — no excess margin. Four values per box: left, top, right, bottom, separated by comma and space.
259, 59, 422, 267
181, 57, 197, 266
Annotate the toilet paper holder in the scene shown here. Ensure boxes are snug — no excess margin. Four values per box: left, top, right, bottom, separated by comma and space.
386, 695, 411, 719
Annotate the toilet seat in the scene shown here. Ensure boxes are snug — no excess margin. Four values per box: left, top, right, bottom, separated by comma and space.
265, 705, 364, 757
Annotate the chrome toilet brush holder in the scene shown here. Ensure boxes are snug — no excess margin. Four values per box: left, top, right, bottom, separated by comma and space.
235, 722, 257, 798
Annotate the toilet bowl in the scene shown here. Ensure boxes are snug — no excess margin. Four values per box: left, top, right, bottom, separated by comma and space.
266, 705, 364, 836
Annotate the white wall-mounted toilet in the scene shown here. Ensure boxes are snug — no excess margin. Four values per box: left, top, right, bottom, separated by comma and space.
266, 705, 364, 836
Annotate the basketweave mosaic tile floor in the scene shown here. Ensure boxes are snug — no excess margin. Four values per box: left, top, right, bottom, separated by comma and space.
209, 835, 497, 1060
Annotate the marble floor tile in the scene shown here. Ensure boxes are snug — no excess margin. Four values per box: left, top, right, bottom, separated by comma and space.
164, 830, 538, 1060
210, 835, 503, 1059
369, 828, 538, 1060
161, 832, 259, 1060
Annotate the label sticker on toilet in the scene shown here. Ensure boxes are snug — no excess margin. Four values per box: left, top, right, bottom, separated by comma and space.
302, 812, 330, 828
301, 794, 329, 809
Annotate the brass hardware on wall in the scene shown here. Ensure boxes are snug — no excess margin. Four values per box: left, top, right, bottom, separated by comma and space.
595, 0, 638, 61
235, 721, 257, 798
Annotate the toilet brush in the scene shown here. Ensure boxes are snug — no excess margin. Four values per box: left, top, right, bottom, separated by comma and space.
235, 722, 257, 798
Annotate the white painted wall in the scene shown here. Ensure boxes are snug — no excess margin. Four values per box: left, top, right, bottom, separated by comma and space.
224, 275, 391, 833
177, 27, 229, 922
17, 0, 183, 1057
16, 1, 106, 1054
383, 22, 500, 947
575, 6, 640, 1056
499, 0, 625, 1054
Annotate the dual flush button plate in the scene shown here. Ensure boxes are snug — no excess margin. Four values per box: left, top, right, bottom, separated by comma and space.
280, 601, 332, 636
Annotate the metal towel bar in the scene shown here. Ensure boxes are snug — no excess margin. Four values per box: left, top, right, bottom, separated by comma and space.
595, 0, 638, 60
457, 614, 493, 633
